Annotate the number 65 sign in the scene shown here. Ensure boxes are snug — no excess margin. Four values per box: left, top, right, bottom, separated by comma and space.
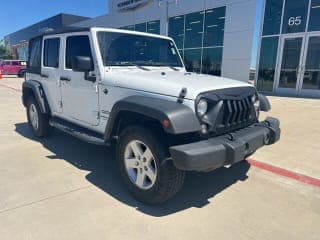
288, 16, 302, 26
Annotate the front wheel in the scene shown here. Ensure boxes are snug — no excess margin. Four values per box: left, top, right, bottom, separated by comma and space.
118, 125, 185, 204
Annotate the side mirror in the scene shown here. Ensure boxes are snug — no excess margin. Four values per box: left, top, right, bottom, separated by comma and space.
71, 56, 93, 72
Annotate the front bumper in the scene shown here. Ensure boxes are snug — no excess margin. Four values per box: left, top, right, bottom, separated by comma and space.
170, 117, 280, 172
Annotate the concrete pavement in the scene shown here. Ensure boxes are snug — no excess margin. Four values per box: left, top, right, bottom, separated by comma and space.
0, 77, 319, 240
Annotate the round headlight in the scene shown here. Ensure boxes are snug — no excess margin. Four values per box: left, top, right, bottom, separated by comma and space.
197, 99, 208, 117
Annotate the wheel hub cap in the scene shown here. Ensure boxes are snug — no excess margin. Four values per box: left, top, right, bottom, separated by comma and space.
124, 140, 157, 190
29, 104, 39, 130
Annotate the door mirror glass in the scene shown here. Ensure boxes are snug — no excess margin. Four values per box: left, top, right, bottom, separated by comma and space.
71, 56, 93, 72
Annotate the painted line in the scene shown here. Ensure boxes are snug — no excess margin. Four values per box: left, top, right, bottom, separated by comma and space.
247, 158, 320, 188
0, 83, 22, 93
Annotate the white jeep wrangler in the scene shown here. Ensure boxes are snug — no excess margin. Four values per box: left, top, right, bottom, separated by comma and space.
22, 27, 280, 204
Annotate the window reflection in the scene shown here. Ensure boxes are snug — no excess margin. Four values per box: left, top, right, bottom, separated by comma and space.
147, 20, 160, 34
262, 0, 283, 36
168, 7, 226, 75
168, 15, 184, 49
204, 7, 225, 47
184, 49, 202, 73
282, 0, 309, 34
257, 37, 279, 91
135, 23, 147, 32
202, 48, 223, 76
308, 0, 320, 31
302, 37, 320, 90
184, 11, 204, 48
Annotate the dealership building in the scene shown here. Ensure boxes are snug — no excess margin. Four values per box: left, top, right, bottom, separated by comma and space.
4, 0, 320, 97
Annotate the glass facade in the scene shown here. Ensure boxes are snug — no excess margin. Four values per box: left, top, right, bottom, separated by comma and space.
282, 0, 309, 34
262, 0, 283, 36
120, 20, 160, 35
302, 36, 320, 90
309, 0, 320, 31
257, 37, 279, 91
169, 7, 226, 76
258, 0, 320, 95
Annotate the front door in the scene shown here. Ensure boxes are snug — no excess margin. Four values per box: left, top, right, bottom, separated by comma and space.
275, 34, 320, 97
60, 34, 100, 126
299, 34, 320, 97
276, 35, 305, 95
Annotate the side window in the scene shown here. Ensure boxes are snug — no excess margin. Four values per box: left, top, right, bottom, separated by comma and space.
28, 37, 42, 74
65, 35, 93, 69
43, 38, 60, 68
12, 61, 19, 66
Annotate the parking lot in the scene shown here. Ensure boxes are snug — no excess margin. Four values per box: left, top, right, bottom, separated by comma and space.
0, 77, 319, 240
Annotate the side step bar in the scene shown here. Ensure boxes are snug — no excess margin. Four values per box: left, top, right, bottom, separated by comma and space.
49, 118, 109, 146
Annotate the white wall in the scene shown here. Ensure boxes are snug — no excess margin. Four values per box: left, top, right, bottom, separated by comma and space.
73, 0, 257, 82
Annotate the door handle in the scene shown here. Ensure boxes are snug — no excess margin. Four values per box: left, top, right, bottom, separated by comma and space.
60, 76, 71, 81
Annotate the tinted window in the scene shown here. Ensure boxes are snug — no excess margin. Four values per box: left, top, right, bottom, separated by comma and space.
65, 36, 92, 69
135, 23, 146, 32
257, 37, 279, 91
12, 61, 19, 66
43, 38, 60, 68
203, 7, 226, 47
28, 37, 42, 74
3, 61, 10, 66
97, 32, 183, 67
120, 25, 135, 31
201, 47, 223, 76
262, 0, 283, 36
185, 11, 204, 48
282, 0, 309, 34
147, 20, 160, 34
308, 0, 320, 31
168, 15, 185, 49
184, 49, 202, 73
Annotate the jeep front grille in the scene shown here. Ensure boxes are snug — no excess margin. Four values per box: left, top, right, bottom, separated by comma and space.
222, 97, 253, 127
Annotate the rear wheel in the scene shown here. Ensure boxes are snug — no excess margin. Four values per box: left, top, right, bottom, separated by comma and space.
118, 125, 185, 204
26, 96, 52, 138
18, 70, 26, 78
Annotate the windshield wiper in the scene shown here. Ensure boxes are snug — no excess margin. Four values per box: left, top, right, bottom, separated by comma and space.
109, 61, 150, 71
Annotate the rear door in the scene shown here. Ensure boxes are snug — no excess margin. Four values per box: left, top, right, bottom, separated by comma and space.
60, 33, 99, 126
41, 36, 62, 113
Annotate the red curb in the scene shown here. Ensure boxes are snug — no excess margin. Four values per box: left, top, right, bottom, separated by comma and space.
0, 84, 22, 93
247, 158, 320, 188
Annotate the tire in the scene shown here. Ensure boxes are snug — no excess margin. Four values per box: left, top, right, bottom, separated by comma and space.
26, 96, 53, 138
118, 125, 185, 205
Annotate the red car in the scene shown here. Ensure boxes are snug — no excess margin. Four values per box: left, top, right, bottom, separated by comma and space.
0, 60, 27, 77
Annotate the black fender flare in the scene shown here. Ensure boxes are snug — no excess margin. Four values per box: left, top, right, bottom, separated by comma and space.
22, 80, 50, 114
258, 94, 271, 112
104, 96, 201, 140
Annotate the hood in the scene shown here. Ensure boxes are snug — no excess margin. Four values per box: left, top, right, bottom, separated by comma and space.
106, 69, 253, 100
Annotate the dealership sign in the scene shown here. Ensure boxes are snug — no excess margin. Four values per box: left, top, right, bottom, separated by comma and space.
117, 0, 153, 12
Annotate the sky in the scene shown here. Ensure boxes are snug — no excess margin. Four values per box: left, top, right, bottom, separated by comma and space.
0, 0, 109, 39
1, 0, 263, 68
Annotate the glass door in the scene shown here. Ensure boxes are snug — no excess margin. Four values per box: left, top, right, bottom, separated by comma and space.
299, 35, 320, 97
276, 35, 305, 95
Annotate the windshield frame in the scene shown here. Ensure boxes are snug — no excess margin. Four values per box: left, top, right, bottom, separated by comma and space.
96, 30, 185, 69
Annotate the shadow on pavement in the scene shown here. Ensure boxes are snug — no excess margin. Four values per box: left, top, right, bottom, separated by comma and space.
15, 122, 251, 217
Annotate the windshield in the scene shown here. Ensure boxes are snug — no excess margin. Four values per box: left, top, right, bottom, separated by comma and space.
97, 31, 183, 68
